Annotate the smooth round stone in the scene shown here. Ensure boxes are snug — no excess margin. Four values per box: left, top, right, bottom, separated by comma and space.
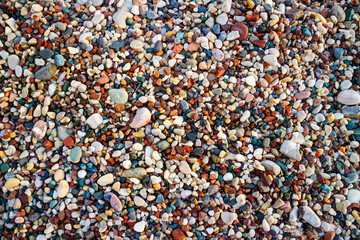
221, 212, 237, 225
132, 143, 143, 151
56, 180, 69, 198
231, 23, 248, 41
130, 108, 151, 129
340, 80, 352, 90
134, 196, 146, 207
0, 163, 9, 174
70, 147, 82, 163
34, 65, 57, 80
7, 54, 20, 70
130, 40, 144, 50
110, 194, 122, 211
334, 48, 344, 59
108, 88, 128, 104
295, 91, 311, 100
223, 172, 233, 181
54, 169, 65, 182
39, 49, 53, 59
134, 221, 146, 232
261, 160, 281, 175
78, 170, 87, 178
32, 120, 47, 139
347, 189, 360, 203
86, 113, 103, 129
207, 184, 219, 195
337, 90, 360, 105
331, 4, 346, 22
179, 161, 191, 174
146, 11, 158, 19
4, 178, 20, 189
121, 168, 147, 180
350, 153, 360, 163
263, 55, 278, 66
97, 174, 114, 186
296, 111, 307, 122
212, 49, 225, 61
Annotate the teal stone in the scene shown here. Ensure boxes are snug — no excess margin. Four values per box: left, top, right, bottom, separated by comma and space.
50, 200, 58, 208
347, 121, 356, 130
126, 18, 133, 25
0, 163, 9, 173
302, 27, 311, 37
70, 146, 82, 163
354, 128, 360, 141
55, 55, 65, 66
321, 184, 331, 192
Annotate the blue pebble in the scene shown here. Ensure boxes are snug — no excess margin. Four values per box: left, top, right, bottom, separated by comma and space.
347, 121, 356, 130
176, 32, 185, 39
302, 27, 311, 36
213, 24, 221, 35
219, 32, 227, 41
198, 6, 207, 13
334, 48, 344, 59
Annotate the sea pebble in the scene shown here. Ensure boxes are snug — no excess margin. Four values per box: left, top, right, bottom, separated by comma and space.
130, 108, 151, 128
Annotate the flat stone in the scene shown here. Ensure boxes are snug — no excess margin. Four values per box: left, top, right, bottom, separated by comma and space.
4, 178, 20, 189
285, 9, 304, 19
134, 221, 146, 232
34, 65, 57, 80
130, 108, 151, 129
110, 194, 122, 211
337, 90, 360, 105
263, 55, 278, 66
97, 173, 114, 186
86, 113, 103, 129
108, 88, 128, 104
134, 196, 146, 207
221, 212, 237, 225
261, 160, 282, 175
70, 147, 82, 163
187, 43, 200, 52
92, 13, 105, 25
39, 49, 53, 59
32, 120, 47, 139
8, 54, 20, 70
113, 9, 128, 29
212, 49, 224, 61
121, 168, 147, 180
280, 140, 301, 160
179, 161, 191, 174
299, 206, 321, 228
56, 180, 69, 198
342, 106, 360, 118
295, 91, 311, 100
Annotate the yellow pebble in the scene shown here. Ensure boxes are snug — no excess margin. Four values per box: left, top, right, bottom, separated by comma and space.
4, 178, 20, 189
327, 113, 335, 123
105, 210, 113, 216
353, 210, 360, 221
247, 0, 255, 9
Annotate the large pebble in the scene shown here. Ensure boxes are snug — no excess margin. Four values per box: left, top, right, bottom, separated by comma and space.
70, 147, 82, 163
130, 108, 151, 128
108, 88, 128, 104
7, 54, 20, 70
347, 189, 360, 204
113, 9, 128, 28
32, 120, 47, 139
4, 178, 20, 189
57, 180, 69, 198
263, 55, 278, 66
97, 174, 114, 186
337, 90, 360, 105
299, 206, 321, 228
221, 212, 237, 225
261, 160, 281, 175
134, 221, 146, 232
86, 113, 103, 129
179, 161, 191, 174
121, 168, 147, 180
110, 194, 123, 211
34, 65, 57, 80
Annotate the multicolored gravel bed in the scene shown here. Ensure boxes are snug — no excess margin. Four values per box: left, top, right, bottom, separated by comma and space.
1, 0, 360, 239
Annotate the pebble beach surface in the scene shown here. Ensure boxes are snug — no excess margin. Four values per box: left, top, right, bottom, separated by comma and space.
1, 0, 360, 239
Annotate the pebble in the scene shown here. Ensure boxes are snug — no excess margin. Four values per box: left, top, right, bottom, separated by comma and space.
221, 212, 237, 225
56, 180, 69, 198
130, 108, 151, 128
263, 55, 278, 66
4, 178, 20, 189
34, 65, 57, 80
121, 168, 147, 180
7, 54, 20, 70
179, 161, 191, 174
300, 206, 321, 228
32, 120, 47, 139
108, 88, 128, 104
86, 113, 103, 129
280, 140, 301, 160
70, 147, 82, 163
337, 90, 360, 105
134, 221, 146, 232
97, 174, 114, 186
